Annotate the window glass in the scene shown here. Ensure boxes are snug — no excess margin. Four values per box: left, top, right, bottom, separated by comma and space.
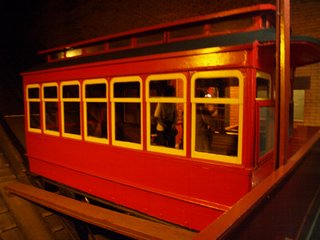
44, 86, 57, 98
85, 83, 107, 98
28, 87, 39, 98
210, 17, 252, 33
86, 102, 107, 138
63, 102, 80, 135
112, 77, 142, 149
148, 77, 185, 154
44, 102, 59, 132
195, 103, 238, 156
61, 82, 81, 138
63, 85, 79, 98
149, 79, 184, 148
85, 44, 105, 55
83, 80, 108, 143
66, 48, 82, 58
194, 77, 239, 98
256, 77, 271, 98
49, 51, 64, 61
259, 106, 274, 157
115, 102, 141, 143
27, 85, 41, 132
137, 32, 163, 46
29, 102, 41, 129
169, 24, 204, 40
109, 38, 131, 50
192, 72, 242, 163
114, 82, 140, 98
43, 84, 59, 134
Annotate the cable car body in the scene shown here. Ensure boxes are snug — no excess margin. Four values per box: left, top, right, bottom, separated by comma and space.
22, 4, 320, 230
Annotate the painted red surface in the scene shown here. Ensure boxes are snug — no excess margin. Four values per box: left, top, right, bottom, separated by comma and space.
24, 45, 266, 230
22, 4, 320, 231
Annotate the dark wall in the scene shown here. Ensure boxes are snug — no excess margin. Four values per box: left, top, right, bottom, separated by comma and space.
0, 0, 318, 115
31, 0, 273, 50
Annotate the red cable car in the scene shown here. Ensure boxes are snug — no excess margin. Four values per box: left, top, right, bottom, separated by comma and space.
22, 4, 320, 231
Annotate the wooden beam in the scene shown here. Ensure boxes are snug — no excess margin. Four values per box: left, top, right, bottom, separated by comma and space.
4, 182, 195, 240
275, 0, 291, 167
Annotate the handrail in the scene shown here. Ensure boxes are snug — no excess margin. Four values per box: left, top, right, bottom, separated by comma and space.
5, 181, 196, 240
39, 4, 275, 55
38, 4, 276, 63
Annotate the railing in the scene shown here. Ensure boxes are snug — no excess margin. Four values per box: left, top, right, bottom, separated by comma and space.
39, 4, 276, 63
195, 129, 320, 239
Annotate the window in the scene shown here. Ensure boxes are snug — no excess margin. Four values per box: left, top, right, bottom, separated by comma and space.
191, 70, 243, 164
42, 83, 59, 135
85, 44, 105, 55
210, 16, 253, 33
61, 81, 81, 139
109, 38, 131, 50
83, 79, 108, 143
111, 77, 142, 149
136, 32, 163, 46
293, 89, 305, 122
146, 73, 186, 156
259, 105, 274, 157
169, 25, 204, 41
26, 84, 41, 133
66, 48, 83, 58
256, 72, 274, 160
256, 72, 271, 99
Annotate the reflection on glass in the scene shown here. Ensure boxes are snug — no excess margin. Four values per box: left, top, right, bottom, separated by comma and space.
64, 102, 80, 135
63, 85, 79, 98
86, 102, 107, 139
44, 86, 57, 98
44, 85, 59, 132
149, 79, 184, 150
115, 102, 141, 143
28, 88, 39, 98
195, 77, 239, 98
29, 102, 40, 129
195, 103, 238, 156
84, 82, 107, 140
259, 106, 274, 157
85, 83, 106, 98
114, 82, 140, 98
45, 102, 59, 131
153, 101, 177, 148
256, 77, 270, 98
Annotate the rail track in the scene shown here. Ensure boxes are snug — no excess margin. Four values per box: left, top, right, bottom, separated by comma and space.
0, 115, 82, 240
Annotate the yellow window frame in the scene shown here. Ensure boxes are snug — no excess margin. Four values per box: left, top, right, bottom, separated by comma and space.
83, 79, 108, 144
146, 73, 187, 156
60, 81, 82, 140
42, 82, 59, 136
110, 76, 143, 150
191, 70, 244, 164
26, 84, 41, 133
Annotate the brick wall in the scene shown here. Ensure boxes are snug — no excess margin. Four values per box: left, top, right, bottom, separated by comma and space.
291, 0, 320, 126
